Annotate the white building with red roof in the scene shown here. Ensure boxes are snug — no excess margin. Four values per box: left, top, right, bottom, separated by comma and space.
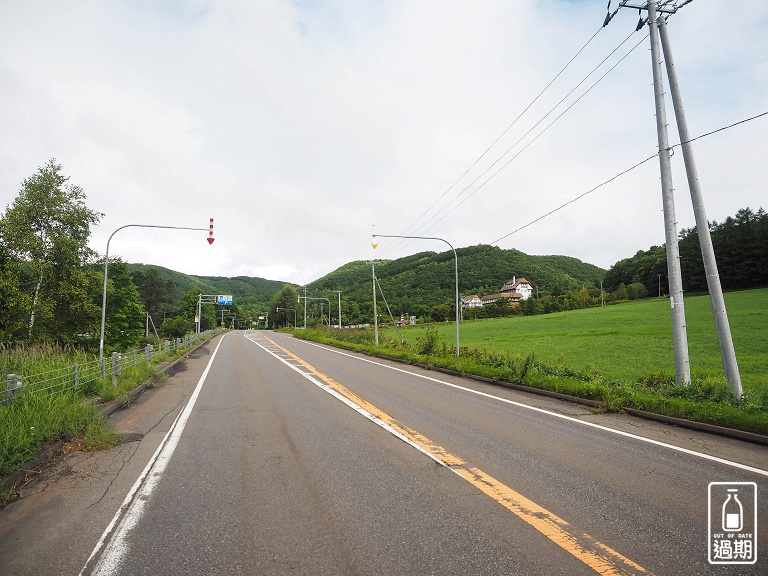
500, 276, 533, 300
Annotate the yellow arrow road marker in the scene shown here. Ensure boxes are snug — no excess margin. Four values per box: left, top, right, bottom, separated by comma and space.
254, 334, 652, 575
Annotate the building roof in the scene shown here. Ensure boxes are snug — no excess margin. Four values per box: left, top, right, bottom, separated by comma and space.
501, 277, 531, 292
480, 292, 512, 301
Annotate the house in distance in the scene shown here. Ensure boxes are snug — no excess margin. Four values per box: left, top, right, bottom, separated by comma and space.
462, 276, 534, 309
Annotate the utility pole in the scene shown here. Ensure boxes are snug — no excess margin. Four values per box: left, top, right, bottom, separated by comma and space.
303, 285, 307, 329
658, 15, 742, 398
605, 1, 741, 397
647, 1, 691, 385
334, 290, 342, 329
372, 260, 379, 346
606, 1, 690, 385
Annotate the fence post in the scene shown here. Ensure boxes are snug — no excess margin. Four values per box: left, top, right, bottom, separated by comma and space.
111, 352, 120, 387
5, 374, 23, 404
145, 344, 153, 364
73, 364, 79, 391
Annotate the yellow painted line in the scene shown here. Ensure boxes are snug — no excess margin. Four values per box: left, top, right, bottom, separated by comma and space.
262, 335, 464, 466
453, 467, 650, 575
260, 334, 652, 575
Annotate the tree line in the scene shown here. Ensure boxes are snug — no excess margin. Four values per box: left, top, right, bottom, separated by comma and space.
2, 161, 765, 345
603, 207, 768, 297
0, 160, 247, 351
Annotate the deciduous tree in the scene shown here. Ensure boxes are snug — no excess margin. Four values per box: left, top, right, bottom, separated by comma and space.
0, 159, 102, 344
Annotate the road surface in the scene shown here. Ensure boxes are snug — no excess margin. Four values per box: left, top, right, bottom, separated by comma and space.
1, 330, 766, 575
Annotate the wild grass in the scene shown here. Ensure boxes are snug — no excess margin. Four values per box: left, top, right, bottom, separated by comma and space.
293, 289, 768, 435
0, 337, 206, 477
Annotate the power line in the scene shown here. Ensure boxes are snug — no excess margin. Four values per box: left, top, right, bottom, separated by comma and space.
489, 153, 658, 245
381, 26, 647, 259
418, 32, 648, 237
669, 111, 768, 149
376, 25, 605, 259
488, 110, 768, 246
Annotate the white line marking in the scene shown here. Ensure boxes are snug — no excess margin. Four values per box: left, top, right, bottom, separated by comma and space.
243, 333, 446, 466
272, 334, 768, 478
79, 334, 228, 576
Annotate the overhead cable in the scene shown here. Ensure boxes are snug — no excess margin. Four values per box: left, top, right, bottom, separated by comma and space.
488, 109, 768, 246
416, 32, 649, 237
375, 25, 605, 259
381, 26, 647, 259
489, 154, 658, 246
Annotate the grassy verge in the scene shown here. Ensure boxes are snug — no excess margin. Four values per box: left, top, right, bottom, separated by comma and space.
0, 337, 208, 477
291, 290, 768, 436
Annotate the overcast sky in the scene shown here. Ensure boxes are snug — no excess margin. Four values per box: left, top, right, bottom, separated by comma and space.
1, 1, 766, 286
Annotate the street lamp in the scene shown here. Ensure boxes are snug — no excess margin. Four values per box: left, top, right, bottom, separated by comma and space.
373, 233, 460, 357
99, 222, 213, 367
299, 296, 331, 327
276, 307, 297, 328
334, 290, 342, 329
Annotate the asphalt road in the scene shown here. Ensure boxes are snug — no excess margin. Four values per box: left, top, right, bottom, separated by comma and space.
1, 330, 766, 575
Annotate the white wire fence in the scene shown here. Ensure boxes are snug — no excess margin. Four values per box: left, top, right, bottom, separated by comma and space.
3, 330, 220, 405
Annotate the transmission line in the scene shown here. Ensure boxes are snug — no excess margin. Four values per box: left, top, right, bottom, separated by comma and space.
417, 32, 648, 237
380, 26, 647, 259
375, 24, 605, 259
488, 109, 768, 245
489, 153, 658, 245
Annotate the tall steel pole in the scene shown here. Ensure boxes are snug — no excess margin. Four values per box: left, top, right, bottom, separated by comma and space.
648, 2, 690, 385
334, 290, 342, 329
658, 16, 742, 398
373, 233, 460, 357
99, 223, 209, 367
372, 260, 379, 346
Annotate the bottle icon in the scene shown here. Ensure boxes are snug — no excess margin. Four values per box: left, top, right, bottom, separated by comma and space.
722, 489, 743, 532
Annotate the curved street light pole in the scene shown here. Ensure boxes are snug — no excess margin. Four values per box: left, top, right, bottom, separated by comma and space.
276, 307, 297, 328
334, 290, 342, 329
299, 296, 331, 327
99, 223, 210, 368
373, 233, 460, 357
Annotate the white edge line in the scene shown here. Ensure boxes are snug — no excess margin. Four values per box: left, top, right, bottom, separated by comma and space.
244, 333, 446, 467
79, 334, 229, 576
271, 333, 768, 478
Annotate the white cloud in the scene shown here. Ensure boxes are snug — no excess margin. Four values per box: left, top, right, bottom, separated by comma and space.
1, 0, 766, 284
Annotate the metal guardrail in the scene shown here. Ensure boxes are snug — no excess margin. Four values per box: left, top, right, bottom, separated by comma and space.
3, 330, 220, 405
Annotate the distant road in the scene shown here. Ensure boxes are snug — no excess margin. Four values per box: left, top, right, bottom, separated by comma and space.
1, 330, 766, 575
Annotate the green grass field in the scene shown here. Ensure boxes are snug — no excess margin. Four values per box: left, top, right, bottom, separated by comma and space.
293, 289, 767, 434
391, 288, 768, 390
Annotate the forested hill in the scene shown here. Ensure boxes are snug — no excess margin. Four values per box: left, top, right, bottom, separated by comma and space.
308, 244, 605, 319
127, 264, 292, 314
128, 245, 603, 322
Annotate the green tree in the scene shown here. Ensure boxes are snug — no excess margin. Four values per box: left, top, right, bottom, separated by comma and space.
612, 283, 629, 302
521, 295, 541, 316
626, 282, 649, 300
179, 290, 215, 331
0, 230, 29, 344
159, 316, 193, 339
0, 159, 103, 344
100, 259, 146, 351
270, 285, 300, 327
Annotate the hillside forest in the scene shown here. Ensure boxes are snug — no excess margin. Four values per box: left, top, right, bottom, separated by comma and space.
2, 160, 766, 348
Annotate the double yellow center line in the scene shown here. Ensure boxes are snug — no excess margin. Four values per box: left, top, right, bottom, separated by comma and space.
260, 335, 651, 576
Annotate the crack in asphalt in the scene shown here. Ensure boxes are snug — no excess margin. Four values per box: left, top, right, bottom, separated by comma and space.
85, 445, 139, 510
82, 400, 185, 510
